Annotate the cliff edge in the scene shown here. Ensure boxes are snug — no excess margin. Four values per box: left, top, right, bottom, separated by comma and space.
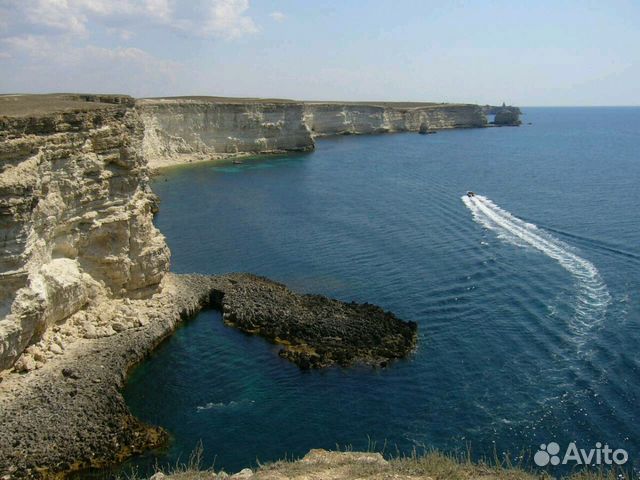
137, 97, 315, 169
155, 448, 539, 480
137, 97, 488, 170
0, 94, 170, 371
304, 101, 487, 136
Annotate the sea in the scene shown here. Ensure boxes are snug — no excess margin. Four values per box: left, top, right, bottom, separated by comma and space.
113, 107, 639, 477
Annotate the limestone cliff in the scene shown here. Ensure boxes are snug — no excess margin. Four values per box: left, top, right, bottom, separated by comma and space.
137, 98, 487, 170
304, 102, 487, 136
493, 108, 522, 126
0, 94, 170, 370
137, 97, 315, 169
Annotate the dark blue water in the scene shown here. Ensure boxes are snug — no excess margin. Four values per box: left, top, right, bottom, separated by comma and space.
123, 108, 640, 475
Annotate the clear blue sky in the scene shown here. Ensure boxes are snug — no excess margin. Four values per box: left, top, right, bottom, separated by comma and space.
1, 0, 638, 105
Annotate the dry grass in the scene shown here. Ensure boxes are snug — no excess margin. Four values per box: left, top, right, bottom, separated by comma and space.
125, 444, 632, 480
0, 93, 131, 117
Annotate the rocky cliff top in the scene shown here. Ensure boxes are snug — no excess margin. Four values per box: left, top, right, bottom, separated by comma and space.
0, 94, 170, 371
1, 94, 496, 114
0, 94, 134, 118
157, 448, 538, 480
304, 100, 472, 108
138, 96, 472, 109
138, 96, 300, 105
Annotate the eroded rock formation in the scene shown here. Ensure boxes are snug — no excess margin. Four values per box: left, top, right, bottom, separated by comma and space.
0, 94, 170, 371
0, 272, 418, 478
493, 108, 522, 126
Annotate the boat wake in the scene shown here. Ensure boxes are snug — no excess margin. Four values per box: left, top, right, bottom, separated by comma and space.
462, 194, 611, 341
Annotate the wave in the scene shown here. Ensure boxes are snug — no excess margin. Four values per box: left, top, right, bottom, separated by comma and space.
196, 399, 255, 412
462, 194, 611, 340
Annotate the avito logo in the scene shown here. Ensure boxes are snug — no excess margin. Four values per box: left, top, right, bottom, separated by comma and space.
534, 442, 628, 467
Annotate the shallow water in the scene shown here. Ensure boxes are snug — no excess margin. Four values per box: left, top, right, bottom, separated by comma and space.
120, 108, 640, 476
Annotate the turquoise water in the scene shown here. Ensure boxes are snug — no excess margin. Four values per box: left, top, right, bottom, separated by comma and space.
122, 108, 640, 476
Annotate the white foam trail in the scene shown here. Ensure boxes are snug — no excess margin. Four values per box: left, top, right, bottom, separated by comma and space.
462, 194, 610, 339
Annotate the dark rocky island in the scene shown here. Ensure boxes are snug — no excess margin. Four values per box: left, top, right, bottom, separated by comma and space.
482, 103, 522, 116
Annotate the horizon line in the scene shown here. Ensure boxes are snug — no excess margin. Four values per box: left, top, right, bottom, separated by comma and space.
0, 92, 638, 108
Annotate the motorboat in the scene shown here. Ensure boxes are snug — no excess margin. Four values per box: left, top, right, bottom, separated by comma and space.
466, 191, 476, 197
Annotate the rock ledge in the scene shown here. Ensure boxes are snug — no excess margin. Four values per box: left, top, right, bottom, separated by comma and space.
0, 273, 417, 478
219, 274, 417, 368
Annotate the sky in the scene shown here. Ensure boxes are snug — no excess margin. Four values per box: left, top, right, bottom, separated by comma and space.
0, 0, 638, 106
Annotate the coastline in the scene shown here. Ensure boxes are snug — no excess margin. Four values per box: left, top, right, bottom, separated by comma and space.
0, 273, 417, 478
0, 274, 219, 478
137, 97, 488, 172
147, 148, 313, 174
0, 94, 497, 478
2, 0, 634, 475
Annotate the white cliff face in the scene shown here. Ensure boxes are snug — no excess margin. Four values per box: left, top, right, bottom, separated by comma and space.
0, 96, 170, 370
138, 98, 486, 170
303, 103, 487, 136
137, 98, 315, 169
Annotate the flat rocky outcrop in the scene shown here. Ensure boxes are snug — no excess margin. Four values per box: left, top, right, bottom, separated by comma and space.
218, 273, 417, 368
0, 273, 417, 479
